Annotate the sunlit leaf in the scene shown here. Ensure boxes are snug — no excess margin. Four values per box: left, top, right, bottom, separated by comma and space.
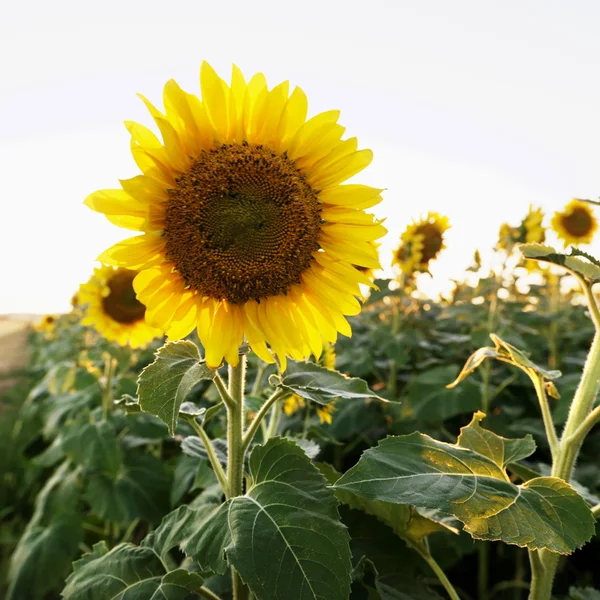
334, 413, 594, 553
137, 340, 215, 435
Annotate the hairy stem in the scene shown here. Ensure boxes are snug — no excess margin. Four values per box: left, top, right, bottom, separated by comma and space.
530, 374, 559, 459
226, 355, 249, 600
242, 388, 287, 453
265, 397, 283, 440
187, 417, 228, 496
101, 356, 116, 420
196, 586, 225, 600
412, 542, 460, 600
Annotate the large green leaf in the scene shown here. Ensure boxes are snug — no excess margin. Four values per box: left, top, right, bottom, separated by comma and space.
8, 462, 82, 600
86, 454, 170, 524
137, 341, 215, 435
334, 413, 595, 553
142, 504, 216, 563
275, 360, 387, 406
519, 244, 600, 282
62, 541, 203, 599
319, 463, 458, 545
570, 588, 600, 600
184, 438, 352, 600
61, 420, 122, 477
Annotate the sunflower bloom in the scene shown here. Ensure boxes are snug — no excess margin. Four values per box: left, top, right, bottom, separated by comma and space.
78, 265, 162, 349
34, 314, 58, 336
497, 205, 545, 254
393, 212, 450, 275
552, 199, 598, 246
84, 62, 385, 369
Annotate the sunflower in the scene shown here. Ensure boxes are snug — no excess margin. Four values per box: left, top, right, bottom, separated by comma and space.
84, 62, 385, 369
393, 212, 450, 275
497, 205, 545, 251
552, 199, 598, 245
283, 342, 337, 424
78, 265, 162, 348
34, 314, 58, 335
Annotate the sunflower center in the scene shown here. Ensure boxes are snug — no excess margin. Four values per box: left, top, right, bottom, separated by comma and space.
562, 207, 593, 237
102, 269, 146, 324
417, 223, 443, 263
164, 143, 322, 304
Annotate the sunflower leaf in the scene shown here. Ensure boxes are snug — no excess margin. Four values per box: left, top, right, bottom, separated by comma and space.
184, 437, 352, 600
61, 541, 203, 599
137, 340, 215, 435
275, 360, 390, 406
447, 333, 561, 389
333, 413, 595, 554
519, 244, 600, 283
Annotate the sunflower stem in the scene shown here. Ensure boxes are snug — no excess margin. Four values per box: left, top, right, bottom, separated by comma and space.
528, 278, 600, 599
226, 354, 249, 600
242, 388, 287, 453
101, 356, 116, 420
265, 398, 283, 440
186, 416, 229, 496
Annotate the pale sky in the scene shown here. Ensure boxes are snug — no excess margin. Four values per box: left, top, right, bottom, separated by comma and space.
2, 0, 600, 313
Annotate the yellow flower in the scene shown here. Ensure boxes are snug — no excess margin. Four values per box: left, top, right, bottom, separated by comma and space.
552, 199, 598, 245
34, 314, 58, 335
353, 241, 381, 282
393, 212, 450, 274
84, 62, 385, 369
497, 205, 545, 251
78, 265, 162, 349
284, 341, 337, 424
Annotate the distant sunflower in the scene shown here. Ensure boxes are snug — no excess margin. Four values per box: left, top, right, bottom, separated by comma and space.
393, 212, 450, 274
84, 62, 385, 369
497, 205, 545, 250
283, 342, 337, 424
34, 314, 58, 335
79, 265, 162, 348
552, 199, 598, 245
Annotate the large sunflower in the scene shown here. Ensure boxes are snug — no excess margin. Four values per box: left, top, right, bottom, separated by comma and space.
552, 199, 598, 246
85, 62, 385, 369
393, 212, 450, 275
79, 265, 162, 349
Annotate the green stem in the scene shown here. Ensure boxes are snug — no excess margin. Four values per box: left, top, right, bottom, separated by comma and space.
101, 356, 115, 420
592, 504, 600, 518
226, 355, 249, 600
242, 388, 287, 453
265, 398, 283, 440
250, 361, 267, 396
187, 416, 229, 496
528, 281, 600, 600
196, 586, 224, 600
213, 372, 235, 409
478, 542, 489, 600
412, 542, 460, 600
530, 374, 559, 459
120, 518, 140, 544
481, 362, 492, 415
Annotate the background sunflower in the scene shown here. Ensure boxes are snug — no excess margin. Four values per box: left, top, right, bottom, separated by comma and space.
393, 212, 450, 275
552, 199, 598, 246
78, 265, 162, 349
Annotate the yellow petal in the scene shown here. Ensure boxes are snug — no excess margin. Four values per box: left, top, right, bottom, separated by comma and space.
319, 184, 384, 210
98, 235, 167, 270
200, 61, 229, 142
312, 149, 373, 190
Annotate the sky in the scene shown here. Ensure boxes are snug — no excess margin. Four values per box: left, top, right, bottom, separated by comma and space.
2, 0, 600, 313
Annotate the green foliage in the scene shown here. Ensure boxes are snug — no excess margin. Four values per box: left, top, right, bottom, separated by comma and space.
185, 438, 352, 600
137, 340, 215, 435
335, 412, 595, 553
62, 541, 203, 599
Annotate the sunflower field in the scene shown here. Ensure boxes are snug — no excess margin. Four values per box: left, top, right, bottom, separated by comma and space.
3, 64, 600, 600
